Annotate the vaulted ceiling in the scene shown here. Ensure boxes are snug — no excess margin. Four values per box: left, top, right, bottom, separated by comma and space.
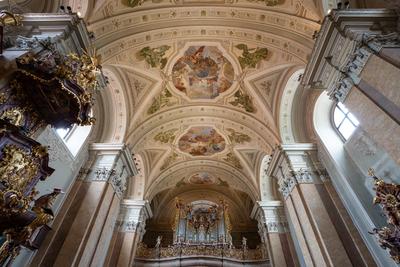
86, 0, 322, 226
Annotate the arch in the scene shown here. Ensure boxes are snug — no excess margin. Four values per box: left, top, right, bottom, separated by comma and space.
128, 153, 146, 200
278, 68, 305, 143
259, 155, 279, 201
97, 67, 129, 143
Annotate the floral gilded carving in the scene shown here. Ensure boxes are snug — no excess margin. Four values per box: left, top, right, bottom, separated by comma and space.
223, 152, 242, 169
369, 168, 400, 263
147, 89, 177, 115
235, 44, 268, 69
138, 45, 171, 69
229, 90, 255, 113
154, 129, 178, 144
161, 152, 178, 170
9, 41, 103, 129
0, 122, 56, 265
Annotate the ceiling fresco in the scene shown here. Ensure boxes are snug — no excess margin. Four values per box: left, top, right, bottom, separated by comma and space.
172, 46, 235, 99
178, 127, 226, 156
87, 0, 322, 231
189, 172, 215, 185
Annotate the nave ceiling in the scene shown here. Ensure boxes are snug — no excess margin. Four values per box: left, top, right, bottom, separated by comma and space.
84, 0, 322, 224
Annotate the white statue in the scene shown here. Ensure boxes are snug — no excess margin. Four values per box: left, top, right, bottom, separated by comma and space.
155, 235, 162, 248
242, 237, 247, 249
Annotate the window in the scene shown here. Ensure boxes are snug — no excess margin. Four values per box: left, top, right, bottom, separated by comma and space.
56, 124, 92, 156
333, 102, 359, 141
56, 126, 73, 139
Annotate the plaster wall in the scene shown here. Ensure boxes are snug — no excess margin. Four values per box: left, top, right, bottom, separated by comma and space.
11, 126, 90, 267
314, 92, 396, 267
344, 55, 400, 165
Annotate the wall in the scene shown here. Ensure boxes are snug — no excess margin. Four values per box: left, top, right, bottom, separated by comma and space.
314, 92, 397, 267
11, 126, 90, 267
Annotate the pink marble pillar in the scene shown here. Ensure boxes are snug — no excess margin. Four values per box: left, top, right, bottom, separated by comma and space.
252, 201, 299, 267
105, 199, 152, 267
30, 143, 138, 267
266, 144, 376, 267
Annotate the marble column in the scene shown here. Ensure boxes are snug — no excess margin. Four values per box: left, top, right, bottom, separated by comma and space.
325, 31, 400, 127
267, 143, 376, 267
104, 199, 152, 267
252, 201, 299, 267
30, 143, 137, 267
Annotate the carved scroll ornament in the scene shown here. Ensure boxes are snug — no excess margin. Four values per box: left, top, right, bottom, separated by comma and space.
369, 168, 400, 263
0, 122, 57, 265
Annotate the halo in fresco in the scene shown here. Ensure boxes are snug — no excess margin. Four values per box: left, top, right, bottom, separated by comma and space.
189, 172, 215, 185
172, 46, 235, 99
178, 127, 226, 156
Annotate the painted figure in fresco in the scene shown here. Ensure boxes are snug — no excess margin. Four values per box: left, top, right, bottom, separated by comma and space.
189, 172, 214, 185
172, 46, 234, 99
178, 127, 226, 156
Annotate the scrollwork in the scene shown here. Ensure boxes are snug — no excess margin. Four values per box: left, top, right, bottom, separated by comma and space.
369, 168, 400, 263
0, 145, 39, 192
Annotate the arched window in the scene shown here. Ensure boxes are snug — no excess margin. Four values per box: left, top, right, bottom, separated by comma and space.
333, 102, 359, 141
56, 126, 73, 139
56, 124, 92, 156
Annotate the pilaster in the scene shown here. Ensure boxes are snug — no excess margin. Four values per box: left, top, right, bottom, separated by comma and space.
268, 144, 353, 267
105, 199, 152, 267
252, 201, 297, 267
267, 143, 378, 267
31, 143, 138, 267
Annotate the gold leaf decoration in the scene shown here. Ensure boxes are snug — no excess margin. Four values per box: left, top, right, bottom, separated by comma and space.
147, 89, 176, 115
154, 129, 178, 144
227, 128, 251, 144
0, 145, 39, 192
176, 177, 187, 188
235, 44, 268, 69
246, 0, 281, 6
138, 45, 170, 69
223, 152, 242, 169
161, 152, 178, 170
0, 107, 25, 127
229, 90, 255, 113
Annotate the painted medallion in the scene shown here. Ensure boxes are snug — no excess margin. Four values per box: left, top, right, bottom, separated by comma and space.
189, 172, 215, 185
178, 127, 226, 156
172, 46, 234, 99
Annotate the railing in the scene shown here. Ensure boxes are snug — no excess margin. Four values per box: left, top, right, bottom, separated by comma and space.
136, 243, 267, 261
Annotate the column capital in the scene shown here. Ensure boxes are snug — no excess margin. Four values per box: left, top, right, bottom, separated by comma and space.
84, 143, 138, 199
268, 143, 327, 199
361, 32, 400, 53
118, 199, 152, 233
252, 201, 288, 233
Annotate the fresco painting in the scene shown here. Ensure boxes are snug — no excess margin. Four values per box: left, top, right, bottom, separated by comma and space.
178, 127, 226, 156
189, 172, 215, 185
172, 46, 234, 99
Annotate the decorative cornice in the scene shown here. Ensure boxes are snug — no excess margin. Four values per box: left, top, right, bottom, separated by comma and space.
302, 9, 397, 94
90, 7, 318, 50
